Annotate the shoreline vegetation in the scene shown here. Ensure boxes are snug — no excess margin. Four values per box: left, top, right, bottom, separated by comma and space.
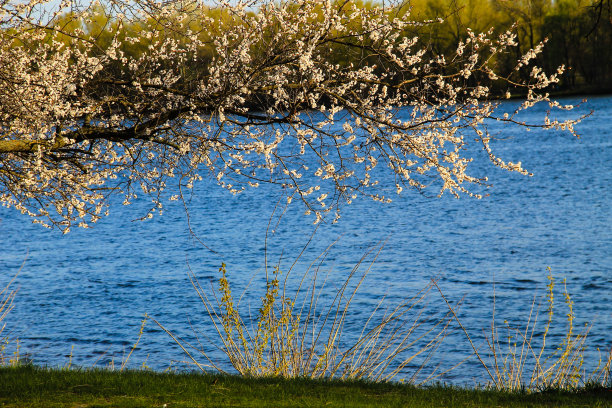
0, 365, 610, 408
1, 263, 610, 407
45, 0, 612, 101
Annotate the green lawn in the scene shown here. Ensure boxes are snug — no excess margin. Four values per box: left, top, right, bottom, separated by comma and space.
0, 366, 609, 407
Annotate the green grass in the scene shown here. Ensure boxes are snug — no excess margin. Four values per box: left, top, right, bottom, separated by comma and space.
0, 366, 609, 407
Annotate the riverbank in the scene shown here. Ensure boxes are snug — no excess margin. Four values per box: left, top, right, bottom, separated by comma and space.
0, 366, 609, 407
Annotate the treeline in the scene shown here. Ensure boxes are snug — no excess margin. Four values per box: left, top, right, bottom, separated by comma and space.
405, 0, 612, 93
42, 0, 612, 95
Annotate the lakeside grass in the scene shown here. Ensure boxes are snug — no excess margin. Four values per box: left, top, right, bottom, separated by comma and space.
0, 365, 610, 408
2, 260, 610, 405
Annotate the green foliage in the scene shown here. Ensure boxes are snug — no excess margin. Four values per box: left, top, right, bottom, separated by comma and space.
403, 0, 612, 91
542, 0, 612, 88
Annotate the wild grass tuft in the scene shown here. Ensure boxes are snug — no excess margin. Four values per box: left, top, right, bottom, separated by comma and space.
435, 268, 611, 392
0, 272, 19, 366
155, 244, 453, 383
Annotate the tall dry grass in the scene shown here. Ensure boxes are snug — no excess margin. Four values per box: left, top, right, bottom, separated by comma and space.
434, 269, 611, 391
155, 244, 454, 383
0, 272, 18, 366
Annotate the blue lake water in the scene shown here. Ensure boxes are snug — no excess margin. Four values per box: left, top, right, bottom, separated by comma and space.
1, 95, 610, 384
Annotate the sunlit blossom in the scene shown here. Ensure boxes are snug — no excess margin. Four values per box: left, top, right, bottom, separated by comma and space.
0, 0, 584, 231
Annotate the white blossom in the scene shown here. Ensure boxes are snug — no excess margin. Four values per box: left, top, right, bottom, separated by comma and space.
0, 0, 583, 231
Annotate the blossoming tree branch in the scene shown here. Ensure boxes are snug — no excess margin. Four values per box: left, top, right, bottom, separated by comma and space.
0, 0, 582, 231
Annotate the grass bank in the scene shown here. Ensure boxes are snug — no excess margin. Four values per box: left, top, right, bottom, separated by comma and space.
0, 366, 609, 408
